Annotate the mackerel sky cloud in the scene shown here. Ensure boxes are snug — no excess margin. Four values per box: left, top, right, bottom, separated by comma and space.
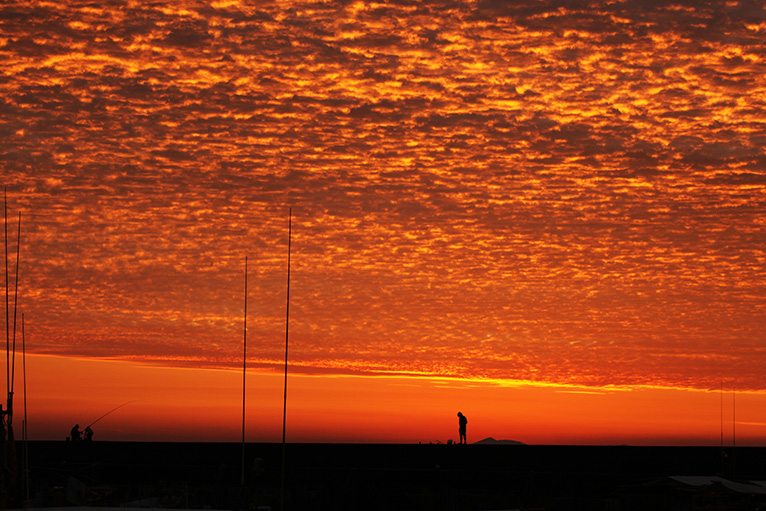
2, 0, 766, 392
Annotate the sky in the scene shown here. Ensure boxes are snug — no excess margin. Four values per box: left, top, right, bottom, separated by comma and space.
1, 0, 766, 444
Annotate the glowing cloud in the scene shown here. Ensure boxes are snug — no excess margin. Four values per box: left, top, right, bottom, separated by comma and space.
1, 0, 765, 394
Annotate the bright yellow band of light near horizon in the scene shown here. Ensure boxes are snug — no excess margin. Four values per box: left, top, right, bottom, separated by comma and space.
23, 354, 766, 445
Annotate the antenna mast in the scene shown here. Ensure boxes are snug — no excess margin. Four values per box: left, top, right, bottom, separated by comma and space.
720, 381, 724, 475
4, 191, 20, 427
10, 211, 20, 424
241, 257, 248, 487
5, 188, 9, 403
22, 313, 29, 502
732, 386, 736, 479
280, 208, 292, 511
720, 382, 724, 448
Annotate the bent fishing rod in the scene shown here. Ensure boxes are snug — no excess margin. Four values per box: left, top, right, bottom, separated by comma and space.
86, 400, 139, 428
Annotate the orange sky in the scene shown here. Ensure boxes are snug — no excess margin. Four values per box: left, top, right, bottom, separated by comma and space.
1, 0, 766, 444
23, 354, 766, 445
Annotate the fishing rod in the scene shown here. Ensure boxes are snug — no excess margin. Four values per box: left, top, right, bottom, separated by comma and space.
87, 400, 139, 428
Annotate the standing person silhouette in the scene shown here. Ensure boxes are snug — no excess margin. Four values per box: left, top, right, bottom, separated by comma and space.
457, 412, 468, 444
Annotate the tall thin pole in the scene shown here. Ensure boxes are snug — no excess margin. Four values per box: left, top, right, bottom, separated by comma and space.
720, 381, 726, 476
732, 386, 736, 447
280, 208, 292, 511
22, 314, 26, 438
732, 386, 736, 479
22, 313, 28, 503
10, 212, 20, 412
720, 382, 724, 468
241, 257, 248, 487
5, 188, 9, 401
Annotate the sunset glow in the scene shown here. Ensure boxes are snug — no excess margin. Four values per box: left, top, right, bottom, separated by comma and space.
2, 0, 766, 444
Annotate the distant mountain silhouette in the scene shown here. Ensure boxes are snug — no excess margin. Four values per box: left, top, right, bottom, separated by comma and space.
474, 437, 525, 445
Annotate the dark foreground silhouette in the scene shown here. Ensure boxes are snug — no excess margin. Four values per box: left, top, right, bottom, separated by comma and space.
457, 411, 468, 444
16, 441, 766, 510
